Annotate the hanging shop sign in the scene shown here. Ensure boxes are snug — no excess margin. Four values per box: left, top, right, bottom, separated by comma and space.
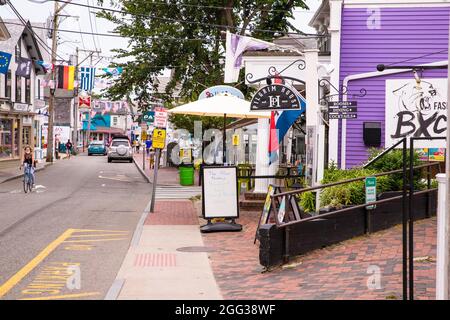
13, 103, 31, 112
199, 85, 245, 100
250, 84, 301, 111
328, 101, 358, 119
152, 128, 166, 149
78, 96, 91, 109
386, 78, 447, 148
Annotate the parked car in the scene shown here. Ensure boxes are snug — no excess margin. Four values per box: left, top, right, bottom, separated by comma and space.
108, 138, 133, 163
88, 141, 107, 156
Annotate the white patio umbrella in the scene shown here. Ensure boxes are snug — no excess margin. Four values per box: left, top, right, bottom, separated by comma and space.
168, 95, 270, 163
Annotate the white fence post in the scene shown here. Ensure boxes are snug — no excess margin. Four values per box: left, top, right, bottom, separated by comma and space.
436, 173, 448, 300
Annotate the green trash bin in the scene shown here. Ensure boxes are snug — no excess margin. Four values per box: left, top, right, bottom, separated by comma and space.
179, 165, 194, 186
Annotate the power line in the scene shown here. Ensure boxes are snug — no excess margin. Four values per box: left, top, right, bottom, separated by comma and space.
2, 21, 324, 42
31, 0, 312, 14
6, 1, 67, 61
52, 0, 321, 37
386, 49, 449, 67
86, 0, 98, 52
89, 0, 102, 52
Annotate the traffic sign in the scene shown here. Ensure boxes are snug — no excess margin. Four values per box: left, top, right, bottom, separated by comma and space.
154, 107, 168, 128
152, 128, 166, 149
232, 134, 240, 146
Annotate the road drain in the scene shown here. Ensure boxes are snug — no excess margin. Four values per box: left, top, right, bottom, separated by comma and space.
176, 246, 217, 253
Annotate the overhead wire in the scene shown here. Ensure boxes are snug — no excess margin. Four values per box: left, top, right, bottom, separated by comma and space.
51, 0, 323, 37
5, 0, 68, 61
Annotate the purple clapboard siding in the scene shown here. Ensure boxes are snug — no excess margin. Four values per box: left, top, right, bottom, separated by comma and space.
339, 7, 450, 168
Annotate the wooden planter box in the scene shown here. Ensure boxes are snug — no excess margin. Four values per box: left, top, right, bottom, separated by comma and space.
259, 189, 437, 268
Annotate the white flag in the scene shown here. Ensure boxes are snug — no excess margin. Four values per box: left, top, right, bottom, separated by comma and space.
224, 31, 277, 83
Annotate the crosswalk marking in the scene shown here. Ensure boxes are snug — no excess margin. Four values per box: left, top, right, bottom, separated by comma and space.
155, 186, 202, 199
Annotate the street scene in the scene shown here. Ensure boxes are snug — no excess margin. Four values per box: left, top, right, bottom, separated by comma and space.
1, 0, 450, 310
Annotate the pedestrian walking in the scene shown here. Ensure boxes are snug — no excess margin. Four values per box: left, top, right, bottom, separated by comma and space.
145, 138, 152, 157
149, 147, 155, 169
65, 139, 73, 158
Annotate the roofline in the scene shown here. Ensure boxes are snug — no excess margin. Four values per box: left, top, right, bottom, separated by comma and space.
308, 0, 329, 28
0, 17, 11, 40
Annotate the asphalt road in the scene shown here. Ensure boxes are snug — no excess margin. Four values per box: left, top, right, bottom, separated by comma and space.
0, 154, 152, 300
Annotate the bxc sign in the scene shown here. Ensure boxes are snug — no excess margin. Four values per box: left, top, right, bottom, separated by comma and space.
250, 84, 301, 111
386, 78, 447, 148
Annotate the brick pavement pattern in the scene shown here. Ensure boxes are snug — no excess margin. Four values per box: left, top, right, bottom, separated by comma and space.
201, 211, 436, 300
145, 200, 199, 225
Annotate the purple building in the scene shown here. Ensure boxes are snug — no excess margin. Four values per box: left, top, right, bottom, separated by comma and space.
312, 0, 450, 168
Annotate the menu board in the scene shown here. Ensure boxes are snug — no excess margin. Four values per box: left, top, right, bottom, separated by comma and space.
202, 166, 239, 219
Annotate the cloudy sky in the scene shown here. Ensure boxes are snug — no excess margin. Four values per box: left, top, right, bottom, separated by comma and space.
0, 0, 322, 68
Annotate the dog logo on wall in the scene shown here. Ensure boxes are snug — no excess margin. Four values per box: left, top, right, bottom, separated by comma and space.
390, 79, 446, 139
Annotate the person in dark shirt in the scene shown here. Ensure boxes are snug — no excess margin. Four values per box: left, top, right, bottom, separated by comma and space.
20, 146, 36, 187
65, 139, 73, 158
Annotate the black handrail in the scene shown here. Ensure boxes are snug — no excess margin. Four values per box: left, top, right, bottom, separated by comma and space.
363, 138, 405, 168
273, 162, 440, 198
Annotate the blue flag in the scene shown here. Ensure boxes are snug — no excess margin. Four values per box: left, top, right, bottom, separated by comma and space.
0, 51, 12, 75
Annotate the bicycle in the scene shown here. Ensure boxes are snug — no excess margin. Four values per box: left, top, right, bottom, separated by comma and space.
22, 163, 34, 193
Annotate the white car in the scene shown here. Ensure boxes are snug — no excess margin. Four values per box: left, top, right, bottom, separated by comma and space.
107, 139, 133, 163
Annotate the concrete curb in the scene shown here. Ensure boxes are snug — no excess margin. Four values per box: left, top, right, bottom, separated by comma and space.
133, 158, 151, 183
104, 197, 153, 300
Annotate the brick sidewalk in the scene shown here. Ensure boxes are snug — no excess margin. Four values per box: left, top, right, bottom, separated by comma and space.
201, 211, 437, 300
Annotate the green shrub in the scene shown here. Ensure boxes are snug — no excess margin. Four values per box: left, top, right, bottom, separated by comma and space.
319, 148, 426, 209
299, 191, 316, 213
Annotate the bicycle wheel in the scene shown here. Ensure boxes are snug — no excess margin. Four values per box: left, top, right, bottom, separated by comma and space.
27, 175, 33, 193
23, 175, 29, 193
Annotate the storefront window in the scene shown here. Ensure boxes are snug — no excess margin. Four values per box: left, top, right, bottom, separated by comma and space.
5, 70, 11, 98
0, 119, 13, 159
15, 75, 22, 102
14, 119, 20, 157
22, 126, 31, 146
25, 78, 31, 104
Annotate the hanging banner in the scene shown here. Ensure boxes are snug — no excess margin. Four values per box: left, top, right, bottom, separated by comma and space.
386, 78, 447, 148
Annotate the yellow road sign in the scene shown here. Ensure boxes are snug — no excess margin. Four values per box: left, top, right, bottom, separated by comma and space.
153, 128, 166, 149
232, 134, 240, 146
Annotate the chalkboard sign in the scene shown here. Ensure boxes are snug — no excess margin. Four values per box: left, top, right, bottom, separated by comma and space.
202, 166, 239, 219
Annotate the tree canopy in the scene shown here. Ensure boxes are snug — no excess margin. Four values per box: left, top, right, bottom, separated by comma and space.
97, 0, 308, 130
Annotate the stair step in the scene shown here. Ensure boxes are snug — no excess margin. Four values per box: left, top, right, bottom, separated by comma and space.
243, 192, 267, 201
239, 199, 265, 211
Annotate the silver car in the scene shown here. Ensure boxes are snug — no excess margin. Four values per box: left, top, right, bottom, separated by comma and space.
107, 139, 133, 163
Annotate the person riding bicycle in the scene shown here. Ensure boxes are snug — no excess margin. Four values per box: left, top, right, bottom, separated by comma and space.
19, 146, 36, 187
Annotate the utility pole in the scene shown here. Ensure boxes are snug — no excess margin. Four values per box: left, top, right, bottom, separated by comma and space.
45, 0, 73, 162
73, 47, 79, 151
86, 53, 94, 146
45, 1, 59, 162
76, 49, 101, 149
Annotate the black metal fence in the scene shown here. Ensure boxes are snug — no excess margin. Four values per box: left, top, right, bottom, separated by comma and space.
262, 137, 445, 300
